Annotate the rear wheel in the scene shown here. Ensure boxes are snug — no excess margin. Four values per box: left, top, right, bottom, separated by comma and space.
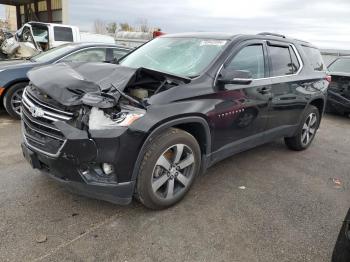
136, 128, 201, 209
284, 105, 320, 151
3, 82, 27, 119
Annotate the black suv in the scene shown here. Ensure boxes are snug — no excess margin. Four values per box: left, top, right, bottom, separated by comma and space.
21, 32, 329, 209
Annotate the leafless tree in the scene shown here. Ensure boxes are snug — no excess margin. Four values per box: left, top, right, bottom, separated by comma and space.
106, 22, 118, 34
136, 18, 150, 32
93, 19, 107, 34
119, 22, 133, 32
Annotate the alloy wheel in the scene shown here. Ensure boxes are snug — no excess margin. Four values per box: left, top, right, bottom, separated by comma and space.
301, 112, 317, 146
10, 88, 24, 116
151, 144, 195, 200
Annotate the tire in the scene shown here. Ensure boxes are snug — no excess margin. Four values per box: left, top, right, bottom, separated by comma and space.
3, 82, 27, 119
136, 128, 201, 210
284, 105, 320, 151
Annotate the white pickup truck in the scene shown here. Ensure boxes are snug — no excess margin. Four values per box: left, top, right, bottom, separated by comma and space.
1, 22, 115, 59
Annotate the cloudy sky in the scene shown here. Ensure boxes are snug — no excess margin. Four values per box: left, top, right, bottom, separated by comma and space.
1, 0, 350, 49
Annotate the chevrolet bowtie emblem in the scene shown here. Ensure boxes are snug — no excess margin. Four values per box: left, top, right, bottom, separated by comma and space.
29, 105, 45, 118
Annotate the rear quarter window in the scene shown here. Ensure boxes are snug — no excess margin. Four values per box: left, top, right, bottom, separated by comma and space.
54, 27, 73, 42
302, 46, 325, 71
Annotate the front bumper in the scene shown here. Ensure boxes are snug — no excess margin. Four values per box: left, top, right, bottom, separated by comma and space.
21, 141, 135, 205
21, 120, 144, 205
44, 169, 135, 205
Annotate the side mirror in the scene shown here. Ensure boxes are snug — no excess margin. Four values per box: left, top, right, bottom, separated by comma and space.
217, 69, 253, 86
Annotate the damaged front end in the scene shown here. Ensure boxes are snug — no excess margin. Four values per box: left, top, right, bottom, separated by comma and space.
328, 74, 350, 115
21, 62, 189, 204
1, 23, 41, 59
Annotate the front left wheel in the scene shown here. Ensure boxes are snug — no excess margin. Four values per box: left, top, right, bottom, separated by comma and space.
136, 128, 201, 210
3, 82, 27, 119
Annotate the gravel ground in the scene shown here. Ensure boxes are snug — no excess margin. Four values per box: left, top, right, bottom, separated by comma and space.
0, 110, 349, 262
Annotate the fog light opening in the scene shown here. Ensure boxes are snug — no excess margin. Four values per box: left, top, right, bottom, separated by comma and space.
102, 163, 114, 175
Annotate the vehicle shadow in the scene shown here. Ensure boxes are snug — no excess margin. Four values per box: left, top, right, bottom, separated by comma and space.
325, 111, 350, 120
332, 208, 350, 262
0, 108, 15, 120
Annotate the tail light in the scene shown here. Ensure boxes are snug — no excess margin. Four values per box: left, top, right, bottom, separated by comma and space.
325, 75, 332, 83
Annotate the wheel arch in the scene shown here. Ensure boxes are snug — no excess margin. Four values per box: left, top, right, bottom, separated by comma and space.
1, 79, 29, 103
131, 116, 212, 181
309, 97, 325, 117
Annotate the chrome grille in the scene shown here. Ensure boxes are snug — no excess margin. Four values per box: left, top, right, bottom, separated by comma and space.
21, 88, 73, 157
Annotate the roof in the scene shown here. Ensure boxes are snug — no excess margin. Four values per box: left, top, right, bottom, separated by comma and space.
58, 42, 132, 50
162, 32, 237, 40
27, 21, 77, 28
161, 32, 313, 46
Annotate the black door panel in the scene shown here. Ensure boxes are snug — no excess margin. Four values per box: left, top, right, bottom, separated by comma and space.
265, 43, 308, 131
208, 41, 271, 152
267, 78, 308, 129
208, 79, 272, 151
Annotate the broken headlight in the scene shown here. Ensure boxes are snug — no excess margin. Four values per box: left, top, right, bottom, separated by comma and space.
88, 107, 145, 130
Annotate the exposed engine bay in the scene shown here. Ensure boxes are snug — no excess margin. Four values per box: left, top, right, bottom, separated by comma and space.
27, 62, 190, 130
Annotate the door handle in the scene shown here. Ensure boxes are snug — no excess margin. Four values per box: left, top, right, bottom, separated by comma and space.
257, 86, 271, 94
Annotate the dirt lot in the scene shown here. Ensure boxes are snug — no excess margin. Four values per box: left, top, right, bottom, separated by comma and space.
0, 110, 349, 262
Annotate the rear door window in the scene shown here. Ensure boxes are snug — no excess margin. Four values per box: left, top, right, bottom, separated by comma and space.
268, 45, 295, 76
61, 48, 107, 62
54, 27, 73, 42
302, 46, 325, 71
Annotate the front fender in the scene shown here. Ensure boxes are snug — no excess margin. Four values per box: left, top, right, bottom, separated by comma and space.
130, 115, 211, 181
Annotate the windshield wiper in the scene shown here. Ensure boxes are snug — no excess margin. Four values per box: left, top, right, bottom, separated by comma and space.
188, 75, 200, 79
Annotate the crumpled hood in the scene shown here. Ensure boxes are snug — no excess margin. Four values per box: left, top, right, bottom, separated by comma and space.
27, 62, 138, 106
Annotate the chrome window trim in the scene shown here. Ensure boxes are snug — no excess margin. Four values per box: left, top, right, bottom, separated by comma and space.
214, 42, 304, 85
54, 46, 130, 64
233, 78, 253, 81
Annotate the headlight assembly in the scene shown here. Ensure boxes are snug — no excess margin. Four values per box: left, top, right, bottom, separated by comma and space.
88, 107, 145, 130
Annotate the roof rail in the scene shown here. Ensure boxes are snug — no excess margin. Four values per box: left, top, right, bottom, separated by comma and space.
257, 32, 286, 38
